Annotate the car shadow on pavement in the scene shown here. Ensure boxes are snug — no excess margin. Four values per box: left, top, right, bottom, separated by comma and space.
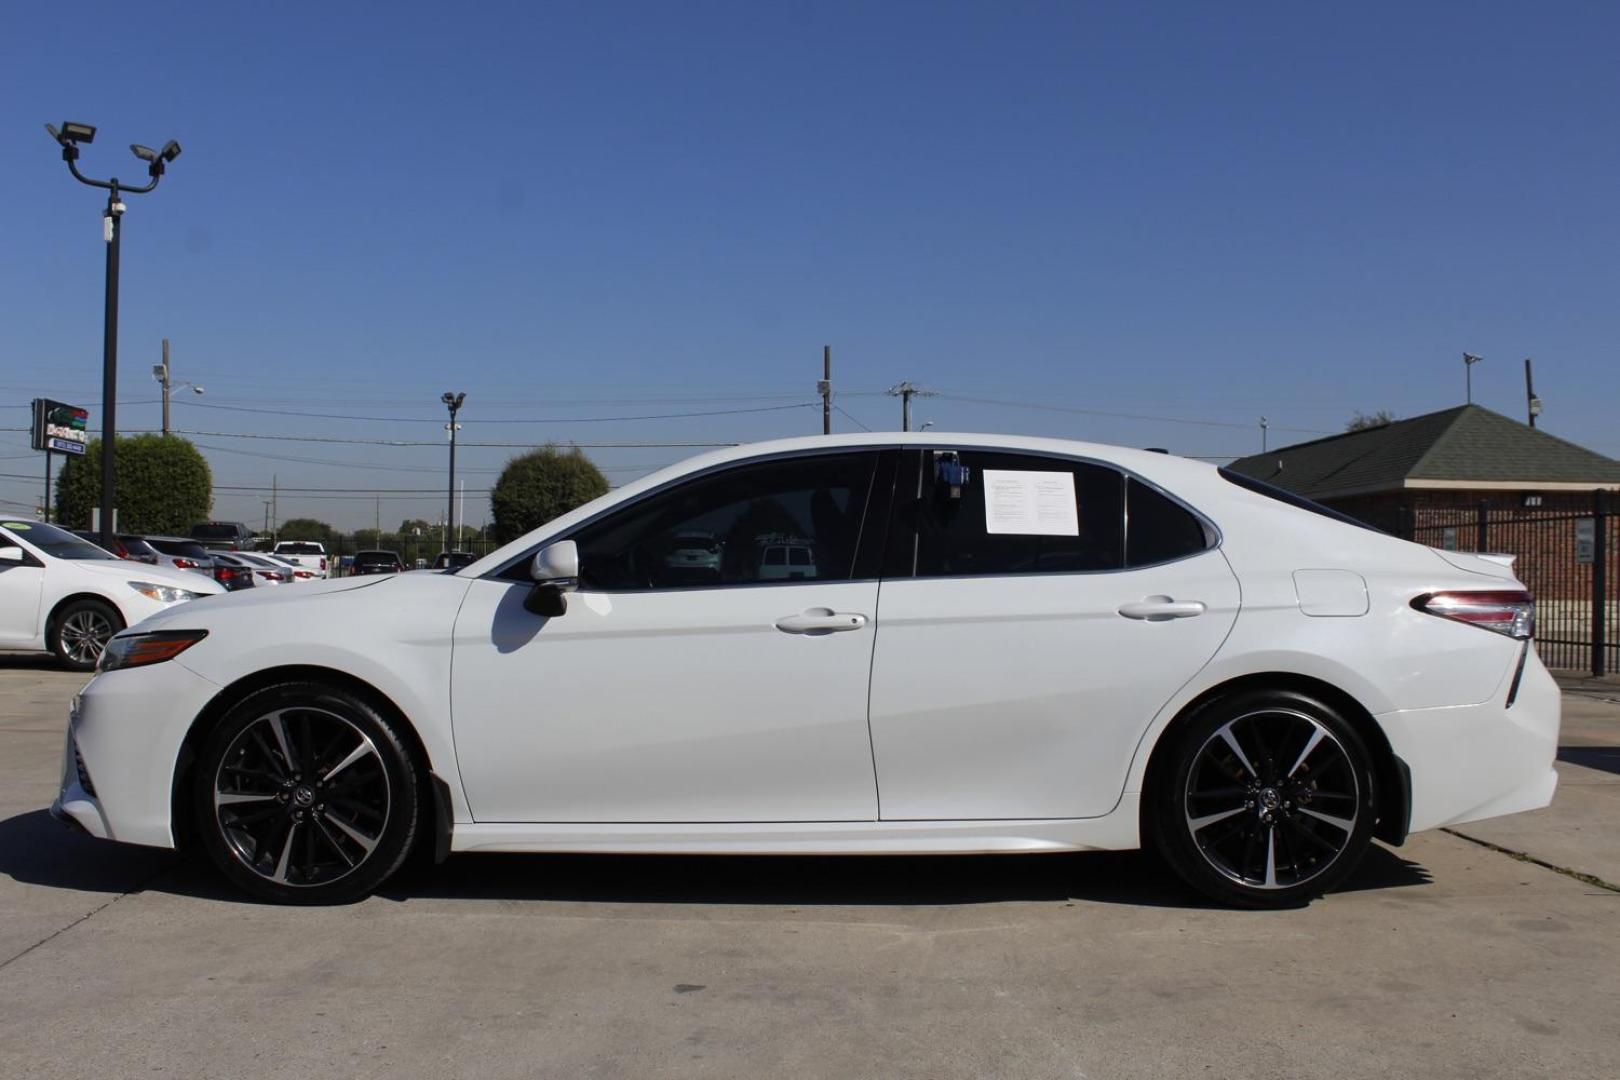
0, 652, 69, 671
1558, 745, 1620, 776
0, 808, 1431, 909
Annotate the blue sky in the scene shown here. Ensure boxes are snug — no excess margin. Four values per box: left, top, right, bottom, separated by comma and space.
3, 1, 1617, 531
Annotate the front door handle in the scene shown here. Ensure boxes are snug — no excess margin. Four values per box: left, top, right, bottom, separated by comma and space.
775, 608, 868, 635
1118, 596, 1206, 621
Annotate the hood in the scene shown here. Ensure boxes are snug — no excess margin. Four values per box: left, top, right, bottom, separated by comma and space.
142, 572, 392, 625
68, 558, 226, 594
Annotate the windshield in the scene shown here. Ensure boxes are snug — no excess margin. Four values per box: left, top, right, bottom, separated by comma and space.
276, 542, 323, 554
355, 551, 400, 565
1, 521, 118, 561
148, 537, 211, 559
191, 523, 244, 540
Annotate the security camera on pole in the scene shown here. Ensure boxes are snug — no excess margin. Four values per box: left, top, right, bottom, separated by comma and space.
442, 392, 466, 553
45, 121, 182, 548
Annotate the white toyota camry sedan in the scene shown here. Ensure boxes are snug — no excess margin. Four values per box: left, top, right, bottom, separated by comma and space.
1, 520, 223, 670
51, 434, 1559, 907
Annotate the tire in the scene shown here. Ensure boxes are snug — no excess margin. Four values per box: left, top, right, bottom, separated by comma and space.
192, 681, 422, 904
1149, 688, 1378, 909
50, 598, 124, 671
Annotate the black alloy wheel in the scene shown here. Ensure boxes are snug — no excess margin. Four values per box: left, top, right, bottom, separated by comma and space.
51, 599, 124, 671
194, 681, 421, 903
1151, 689, 1377, 908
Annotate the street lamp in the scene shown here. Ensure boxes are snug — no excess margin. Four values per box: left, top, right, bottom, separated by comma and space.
46, 121, 182, 548
442, 392, 465, 551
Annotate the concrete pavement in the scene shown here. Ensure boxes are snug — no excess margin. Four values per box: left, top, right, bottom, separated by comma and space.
1, 655, 1617, 1079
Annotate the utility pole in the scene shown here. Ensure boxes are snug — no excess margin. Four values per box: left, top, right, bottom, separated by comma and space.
886, 381, 937, 432
1524, 358, 1543, 427
271, 474, 277, 540
819, 346, 832, 435
262, 499, 271, 535
1260, 416, 1269, 452
374, 496, 381, 542
159, 338, 170, 435
152, 338, 202, 433
1463, 353, 1483, 404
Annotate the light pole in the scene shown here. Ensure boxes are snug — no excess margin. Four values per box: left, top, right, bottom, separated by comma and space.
1463, 353, 1483, 405
442, 392, 465, 552
152, 338, 203, 435
46, 122, 181, 548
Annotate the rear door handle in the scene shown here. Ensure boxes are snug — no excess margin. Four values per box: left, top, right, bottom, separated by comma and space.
775, 608, 868, 635
1117, 596, 1206, 621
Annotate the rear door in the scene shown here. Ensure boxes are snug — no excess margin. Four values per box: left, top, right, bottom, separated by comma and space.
868, 449, 1239, 820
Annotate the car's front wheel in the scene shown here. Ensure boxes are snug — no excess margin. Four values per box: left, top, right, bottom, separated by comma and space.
50, 598, 124, 671
1149, 689, 1378, 908
192, 681, 422, 904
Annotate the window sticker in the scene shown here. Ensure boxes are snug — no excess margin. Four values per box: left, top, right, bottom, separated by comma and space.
982, 470, 1079, 536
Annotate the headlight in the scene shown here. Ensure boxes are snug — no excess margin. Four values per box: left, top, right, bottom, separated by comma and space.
127, 580, 205, 604
97, 629, 209, 673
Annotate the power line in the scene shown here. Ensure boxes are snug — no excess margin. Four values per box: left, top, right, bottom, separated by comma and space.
933, 393, 1330, 434
162, 429, 739, 448
172, 400, 820, 424
833, 405, 872, 432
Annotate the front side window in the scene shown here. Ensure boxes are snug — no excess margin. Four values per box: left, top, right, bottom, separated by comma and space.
570, 452, 878, 591
906, 451, 1126, 577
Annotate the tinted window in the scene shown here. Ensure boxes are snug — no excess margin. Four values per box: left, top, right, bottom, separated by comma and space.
909, 451, 1125, 577
276, 542, 324, 555
3, 522, 116, 561
355, 551, 401, 565
148, 538, 211, 560
1126, 479, 1210, 567
191, 523, 247, 540
571, 452, 876, 590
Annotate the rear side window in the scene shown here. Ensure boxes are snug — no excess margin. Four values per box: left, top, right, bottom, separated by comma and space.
1126, 478, 1211, 567
909, 451, 1125, 577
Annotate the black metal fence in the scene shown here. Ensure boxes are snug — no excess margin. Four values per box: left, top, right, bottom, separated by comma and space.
1409, 491, 1614, 676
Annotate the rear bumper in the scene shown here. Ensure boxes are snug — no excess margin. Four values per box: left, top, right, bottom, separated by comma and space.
1377, 647, 1561, 834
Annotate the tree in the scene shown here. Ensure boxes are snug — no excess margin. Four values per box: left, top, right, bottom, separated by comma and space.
1345, 410, 1397, 432
490, 446, 609, 543
397, 518, 433, 538
279, 517, 335, 541
55, 434, 211, 534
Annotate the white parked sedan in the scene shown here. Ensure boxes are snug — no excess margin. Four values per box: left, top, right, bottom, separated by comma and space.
51, 435, 1559, 907
0, 521, 223, 670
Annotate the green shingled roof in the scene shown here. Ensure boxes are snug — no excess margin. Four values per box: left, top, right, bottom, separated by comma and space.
1226, 405, 1620, 497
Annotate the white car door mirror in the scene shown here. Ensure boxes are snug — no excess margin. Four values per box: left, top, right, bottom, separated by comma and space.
525, 540, 579, 618
0, 545, 24, 563
530, 541, 579, 587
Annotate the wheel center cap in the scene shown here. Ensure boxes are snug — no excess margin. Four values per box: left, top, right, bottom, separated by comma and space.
293, 786, 316, 808
1259, 788, 1281, 811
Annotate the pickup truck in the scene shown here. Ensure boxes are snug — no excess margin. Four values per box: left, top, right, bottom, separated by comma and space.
270, 540, 329, 580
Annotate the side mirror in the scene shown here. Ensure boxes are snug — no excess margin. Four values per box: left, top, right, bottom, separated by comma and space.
0, 546, 23, 563
524, 540, 578, 617
530, 540, 579, 586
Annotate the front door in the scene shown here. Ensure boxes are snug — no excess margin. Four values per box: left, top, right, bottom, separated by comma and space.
868, 450, 1240, 820
0, 527, 45, 646
450, 450, 891, 823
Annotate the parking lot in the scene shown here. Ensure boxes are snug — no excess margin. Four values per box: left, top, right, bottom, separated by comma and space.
0, 656, 1615, 1079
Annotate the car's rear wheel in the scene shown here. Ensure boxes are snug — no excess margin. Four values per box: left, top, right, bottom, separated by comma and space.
51, 599, 123, 671
193, 681, 421, 904
1150, 689, 1377, 908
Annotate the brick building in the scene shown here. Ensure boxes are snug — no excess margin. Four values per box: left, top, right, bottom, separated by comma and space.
1227, 404, 1619, 537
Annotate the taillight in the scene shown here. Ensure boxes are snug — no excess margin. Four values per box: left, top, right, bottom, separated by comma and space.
175, 558, 199, 569
1412, 590, 1535, 639
319, 558, 327, 570
214, 566, 238, 582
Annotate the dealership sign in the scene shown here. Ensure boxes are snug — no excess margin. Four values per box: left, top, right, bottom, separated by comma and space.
30, 399, 89, 456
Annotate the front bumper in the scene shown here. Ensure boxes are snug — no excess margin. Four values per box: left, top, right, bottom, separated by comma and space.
1378, 647, 1561, 834
52, 659, 221, 849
